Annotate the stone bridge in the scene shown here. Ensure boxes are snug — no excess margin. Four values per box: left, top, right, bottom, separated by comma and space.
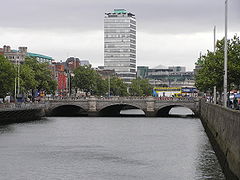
46, 97, 199, 117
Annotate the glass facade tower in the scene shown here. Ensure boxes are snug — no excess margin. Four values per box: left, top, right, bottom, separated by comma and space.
104, 9, 136, 83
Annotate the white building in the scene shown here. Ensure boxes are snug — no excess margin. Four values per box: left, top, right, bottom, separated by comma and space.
104, 9, 136, 83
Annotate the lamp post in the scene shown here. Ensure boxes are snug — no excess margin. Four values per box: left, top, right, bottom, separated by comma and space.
68, 70, 71, 97
17, 57, 20, 95
108, 75, 110, 97
14, 54, 21, 103
14, 76, 17, 101
213, 26, 217, 104
223, 0, 228, 107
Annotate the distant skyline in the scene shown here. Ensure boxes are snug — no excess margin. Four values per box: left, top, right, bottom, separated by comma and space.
0, 0, 239, 71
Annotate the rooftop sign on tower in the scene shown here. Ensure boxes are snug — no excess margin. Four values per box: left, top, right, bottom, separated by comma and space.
114, 9, 127, 13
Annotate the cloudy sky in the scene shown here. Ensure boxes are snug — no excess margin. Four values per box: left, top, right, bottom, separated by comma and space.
0, 0, 239, 71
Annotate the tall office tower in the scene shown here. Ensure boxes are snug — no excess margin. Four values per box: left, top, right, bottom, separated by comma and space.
104, 9, 136, 83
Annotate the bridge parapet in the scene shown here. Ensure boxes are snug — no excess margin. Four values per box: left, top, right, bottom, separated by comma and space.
0, 103, 47, 112
46, 96, 198, 102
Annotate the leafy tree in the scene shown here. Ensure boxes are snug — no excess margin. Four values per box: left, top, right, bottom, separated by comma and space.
47, 78, 58, 95
20, 64, 37, 93
129, 78, 153, 96
195, 35, 240, 93
73, 66, 129, 96
73, 65, 98, 94
0, 55, 16, 98
24, 57, 57, 94
93, 75, 108, 96
109, 76, 128, 96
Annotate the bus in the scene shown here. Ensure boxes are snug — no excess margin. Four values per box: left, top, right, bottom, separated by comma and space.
153, 87, 181, 97
153, 87, 198, 97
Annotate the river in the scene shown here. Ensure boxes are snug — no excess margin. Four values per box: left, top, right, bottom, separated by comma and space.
0, 108, 225, 180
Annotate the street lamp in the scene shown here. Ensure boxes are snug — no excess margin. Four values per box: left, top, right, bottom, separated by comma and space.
17, 57, 20, 95
67, 70, 72, 97
14, 71, 17, 101
223, 0, 228, 107
213, 26, 217, 104
108, 75, 110, 97
14, 53, 20, 102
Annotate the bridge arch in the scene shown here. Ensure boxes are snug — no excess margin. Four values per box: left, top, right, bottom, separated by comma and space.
99, 103, 146, 117
50, 105, 87, 116
156, 105, 195, 117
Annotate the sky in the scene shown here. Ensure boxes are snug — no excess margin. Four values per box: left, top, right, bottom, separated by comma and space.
0, 0, 239, 71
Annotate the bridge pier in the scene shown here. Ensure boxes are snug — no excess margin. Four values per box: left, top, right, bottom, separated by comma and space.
145, 111, 157, 117
88, 111, 99, 117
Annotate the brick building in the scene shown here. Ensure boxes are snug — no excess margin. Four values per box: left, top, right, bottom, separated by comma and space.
51, 62, 68, 97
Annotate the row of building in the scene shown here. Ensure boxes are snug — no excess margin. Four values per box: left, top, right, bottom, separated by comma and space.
0, 45, 91, 97
137, 65, 195, 87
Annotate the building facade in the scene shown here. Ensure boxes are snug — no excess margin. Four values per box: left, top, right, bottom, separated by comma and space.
65, 57, 80, 72
0, 48, 4, 55
80, 60, 90, 66
104, 9, 136, 83
2, 46, 27, 64
137, 66, 149, 79
96, 69, 116, 79
50, 62, 68, 97
137, 65, 195, 87
168, 66, 186, 73
2, 45, 53, 64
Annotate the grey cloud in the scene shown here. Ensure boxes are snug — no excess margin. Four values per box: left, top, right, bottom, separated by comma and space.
0, 0, 239, 34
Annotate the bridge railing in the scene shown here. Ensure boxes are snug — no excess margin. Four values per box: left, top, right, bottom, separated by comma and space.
154, 97, 198, 101
0, 102, 47, 111
45, 96, 199, 102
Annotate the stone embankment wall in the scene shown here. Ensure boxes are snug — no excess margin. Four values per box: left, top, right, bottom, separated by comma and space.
200, 100, 240, 180
0, 108, 45, 125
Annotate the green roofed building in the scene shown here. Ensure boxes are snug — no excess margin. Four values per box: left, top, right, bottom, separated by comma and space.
28, 52, 53, 63
2, 45, 53, 64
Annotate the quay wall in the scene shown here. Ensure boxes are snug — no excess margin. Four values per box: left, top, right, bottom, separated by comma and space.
0, 108, 45, 125
200, 100, 240, 180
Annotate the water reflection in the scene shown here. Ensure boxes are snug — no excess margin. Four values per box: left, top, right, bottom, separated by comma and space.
0, 125, 15, 134
120, 106, 195, 117
169, 106, 194, 116
120, 109, 145, 116
195, 129, 225, 179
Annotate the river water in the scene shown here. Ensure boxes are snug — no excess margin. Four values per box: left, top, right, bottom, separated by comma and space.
0, 108, 225, 180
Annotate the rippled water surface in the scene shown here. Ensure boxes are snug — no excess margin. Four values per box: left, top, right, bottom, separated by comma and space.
0, 115, 225, 179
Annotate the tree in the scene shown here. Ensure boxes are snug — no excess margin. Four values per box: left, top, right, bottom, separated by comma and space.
0, 56, 57, 100
93, 75, 108, 96
73, 65, 98, 94
0, 55, 16, 98
109, 76, 128, 96
24, 57, 57, 94
73, 66, 129, 96
195, 35, 240, 93
20, 64, 37, 94
129, 78, 153, 96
